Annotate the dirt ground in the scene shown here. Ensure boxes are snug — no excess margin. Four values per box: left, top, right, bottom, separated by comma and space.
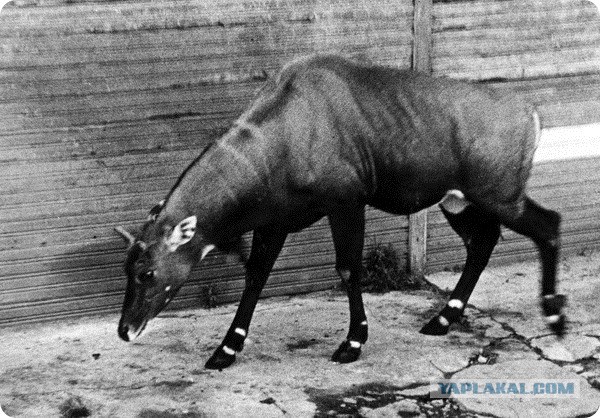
1, 250, 599, 418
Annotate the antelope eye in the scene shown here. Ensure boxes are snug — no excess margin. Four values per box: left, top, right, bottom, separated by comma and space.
136, 270, 155, 285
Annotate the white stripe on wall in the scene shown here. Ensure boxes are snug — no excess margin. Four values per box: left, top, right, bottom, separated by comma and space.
534, 123, 600, 163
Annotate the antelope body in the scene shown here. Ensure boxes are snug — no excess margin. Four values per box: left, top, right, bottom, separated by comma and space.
116, 55, 565, 370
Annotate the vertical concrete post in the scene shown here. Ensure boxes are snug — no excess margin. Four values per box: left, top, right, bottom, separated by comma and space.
408, 0, 433, 277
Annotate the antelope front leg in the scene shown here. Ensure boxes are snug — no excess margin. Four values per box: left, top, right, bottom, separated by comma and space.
328, 208, 368, 363
205, 229, 287, 370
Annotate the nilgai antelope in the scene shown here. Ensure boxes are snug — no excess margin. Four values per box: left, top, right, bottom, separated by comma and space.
115, 55, 565, 370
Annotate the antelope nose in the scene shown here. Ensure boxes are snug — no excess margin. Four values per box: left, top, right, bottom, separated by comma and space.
118, 323, 131, 342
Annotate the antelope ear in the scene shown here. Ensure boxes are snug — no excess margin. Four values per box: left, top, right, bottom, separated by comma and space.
166, 216, 197, 252
114, 226, 137, 247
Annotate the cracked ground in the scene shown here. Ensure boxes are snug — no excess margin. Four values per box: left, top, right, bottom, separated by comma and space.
1, 250, 599, 417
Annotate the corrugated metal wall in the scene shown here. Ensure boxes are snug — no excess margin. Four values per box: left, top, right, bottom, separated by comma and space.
427, 0, 600, 271
1, 0, 598, 325
0, 0, 413, 325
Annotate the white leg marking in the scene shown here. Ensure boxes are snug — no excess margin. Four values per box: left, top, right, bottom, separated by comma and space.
201, 244, 216, 261
222, 345, 235, 355
438, 316, 450, 327
543, 294, 556, 300
360, 320, 368, 326
349, 340, 361, 348
448, 299, 464, 310
234, 328, 247, 337
440, 190, 470, 214
545, 315, 561, 324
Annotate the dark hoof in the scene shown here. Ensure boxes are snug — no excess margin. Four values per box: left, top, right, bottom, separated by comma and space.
205, 347, 236, 370
331, 340, 362, 363
420, 316, 450, 336
542, 294, 567, 338
548, 314, 567, 338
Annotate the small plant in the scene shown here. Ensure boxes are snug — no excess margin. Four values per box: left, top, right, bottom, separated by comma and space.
202, 286, 217, 309
577, 247, 596, 257
59, 396, 90, 418
362, 242, 430, 293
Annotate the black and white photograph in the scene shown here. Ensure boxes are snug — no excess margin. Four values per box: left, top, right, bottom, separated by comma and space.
0, 0, 599, 416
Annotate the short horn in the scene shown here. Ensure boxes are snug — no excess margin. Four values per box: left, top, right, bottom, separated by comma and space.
114, 226, 137, 247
